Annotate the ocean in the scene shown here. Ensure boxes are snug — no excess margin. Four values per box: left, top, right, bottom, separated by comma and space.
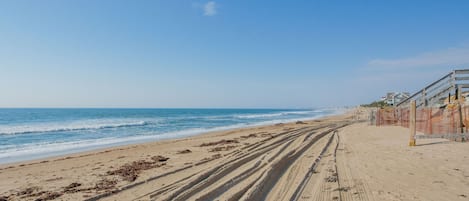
0, 108, 344, 164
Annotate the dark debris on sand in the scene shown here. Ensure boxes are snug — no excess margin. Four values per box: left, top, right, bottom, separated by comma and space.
241, 133, 258, 139
200, 139, 239, 147
13, 186, 64, 201
93, 179, 118, 191
63, 182, 82, 193
62, 179, 117, 194
177, 149, 192, 154
34, 191, 63, 201
8, 172, 128, 200
107, 156, 168, 182
209, 145, 237, 152
16, 186, 40, 196
151, 155, 169, 162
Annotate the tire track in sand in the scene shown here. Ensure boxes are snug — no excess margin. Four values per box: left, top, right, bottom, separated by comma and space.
91, 120, 354, 201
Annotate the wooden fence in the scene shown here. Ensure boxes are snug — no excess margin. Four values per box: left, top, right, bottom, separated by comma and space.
376, 105, 469, 140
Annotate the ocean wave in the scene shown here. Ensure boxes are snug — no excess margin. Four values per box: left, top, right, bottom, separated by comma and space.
0, 123, 252, 163
235, 110, 314, 119
0, 108, 350, 164
0, 120, 149, 135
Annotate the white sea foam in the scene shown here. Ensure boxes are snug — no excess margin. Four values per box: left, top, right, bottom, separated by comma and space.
0, 108, 347, 164
235, 110, 316, 119
0, 123, 251, 164
0, 119, 150, 135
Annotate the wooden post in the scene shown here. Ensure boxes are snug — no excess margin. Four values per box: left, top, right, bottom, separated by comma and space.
428, 108, 433, 134
458, 104, 464, 141
409, 100, 417, 146
422, 89, 427, 107
457, 85, 465, 141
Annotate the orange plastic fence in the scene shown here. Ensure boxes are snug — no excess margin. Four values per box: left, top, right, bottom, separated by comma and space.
376, 105, 469, 134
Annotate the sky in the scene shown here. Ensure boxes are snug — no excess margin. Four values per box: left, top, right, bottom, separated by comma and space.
1, 0, 469, 108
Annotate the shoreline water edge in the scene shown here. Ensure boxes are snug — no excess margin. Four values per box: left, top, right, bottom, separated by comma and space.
0, 107, 348, 164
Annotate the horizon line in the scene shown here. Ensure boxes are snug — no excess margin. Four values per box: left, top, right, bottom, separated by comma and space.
0, 107, 336, 110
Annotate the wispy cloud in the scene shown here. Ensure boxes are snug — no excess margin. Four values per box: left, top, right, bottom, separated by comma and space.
368, 46, 469, 69
203, 1, 217, 16
353, 45, 469, 98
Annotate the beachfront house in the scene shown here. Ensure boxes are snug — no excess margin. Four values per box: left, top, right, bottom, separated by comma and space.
384, 92, 410, 106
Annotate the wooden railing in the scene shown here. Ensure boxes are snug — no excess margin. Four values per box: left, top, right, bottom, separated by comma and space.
396, 69, 469, 108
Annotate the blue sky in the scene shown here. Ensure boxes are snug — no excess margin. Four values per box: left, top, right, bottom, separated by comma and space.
1, 1, 469, 108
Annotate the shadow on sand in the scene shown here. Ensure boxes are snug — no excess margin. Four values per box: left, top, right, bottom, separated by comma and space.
416, 141, 452, 146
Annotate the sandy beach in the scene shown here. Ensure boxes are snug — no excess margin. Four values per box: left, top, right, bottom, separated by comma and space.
0, 108, 468, 201
2, 1, 469, 200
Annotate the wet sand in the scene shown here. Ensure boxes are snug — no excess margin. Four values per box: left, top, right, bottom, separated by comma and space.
1, 108, 468, 201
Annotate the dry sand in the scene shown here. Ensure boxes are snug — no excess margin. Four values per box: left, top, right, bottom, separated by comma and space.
0, 108, 468, 201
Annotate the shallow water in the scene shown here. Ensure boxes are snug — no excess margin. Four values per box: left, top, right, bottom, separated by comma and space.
0, 108, 343, 164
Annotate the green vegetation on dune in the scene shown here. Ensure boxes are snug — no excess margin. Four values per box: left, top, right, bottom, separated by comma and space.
361, 100, 389, 108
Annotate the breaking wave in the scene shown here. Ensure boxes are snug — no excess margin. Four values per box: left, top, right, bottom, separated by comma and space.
0, 120, 149, 135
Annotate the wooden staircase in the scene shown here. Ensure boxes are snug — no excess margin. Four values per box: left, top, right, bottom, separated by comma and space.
396, 69, 469, 108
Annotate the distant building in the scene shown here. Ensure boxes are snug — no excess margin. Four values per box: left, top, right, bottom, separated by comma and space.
384, 92, 410, 106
